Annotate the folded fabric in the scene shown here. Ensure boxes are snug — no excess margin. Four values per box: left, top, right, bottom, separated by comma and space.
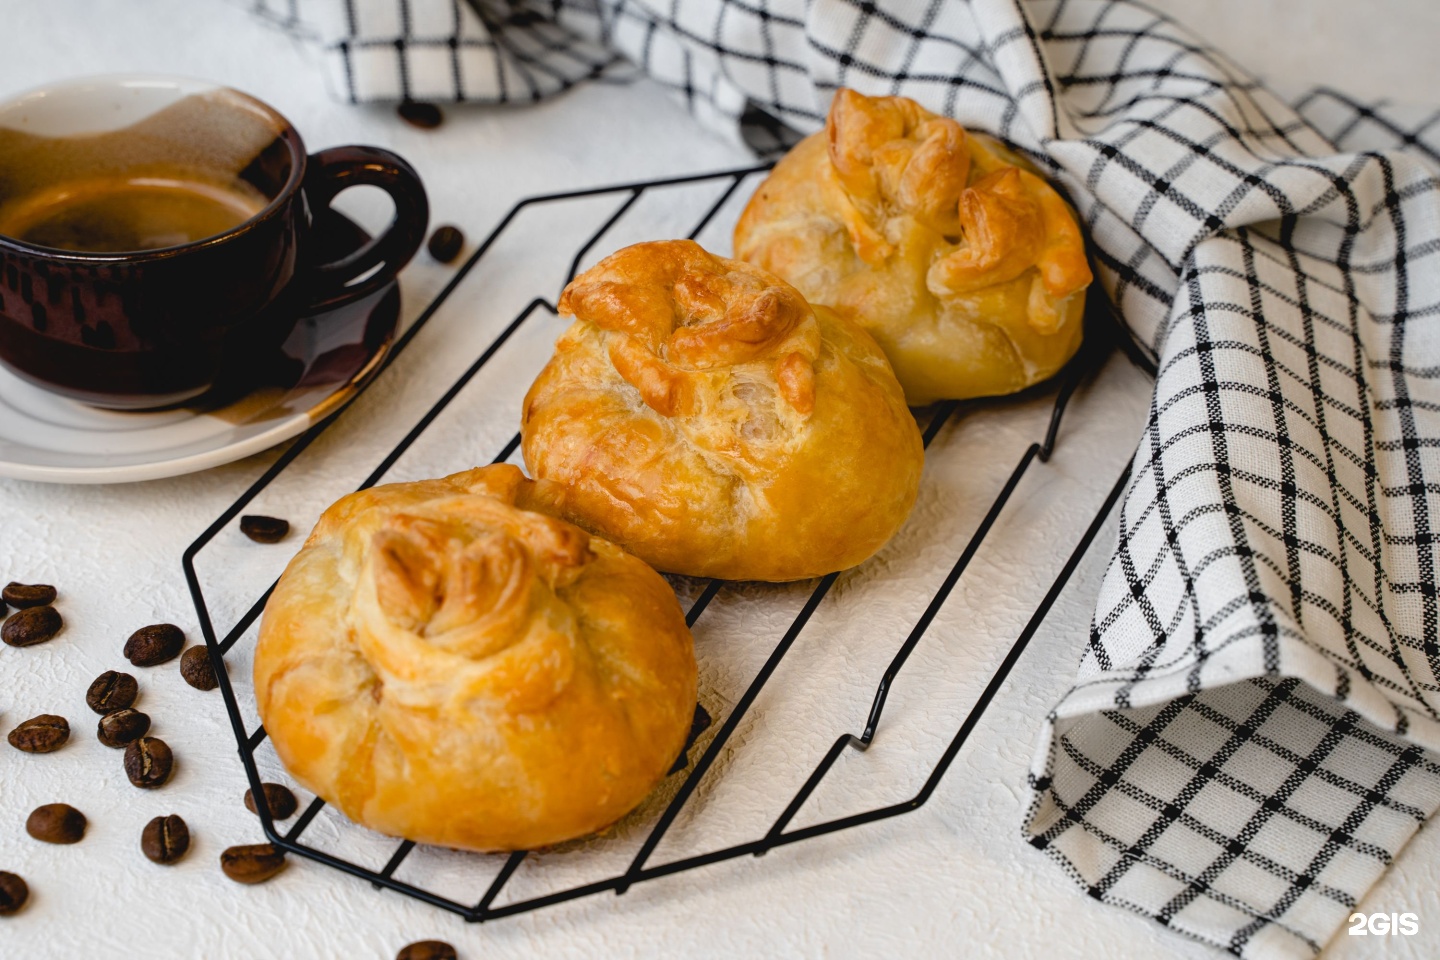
257, 1, 1440, 956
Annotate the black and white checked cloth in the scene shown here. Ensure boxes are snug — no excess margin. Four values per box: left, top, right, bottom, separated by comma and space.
257, 1, 1440, 955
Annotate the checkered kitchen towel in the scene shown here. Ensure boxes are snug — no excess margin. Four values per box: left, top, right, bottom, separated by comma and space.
255, 1, 1440, 955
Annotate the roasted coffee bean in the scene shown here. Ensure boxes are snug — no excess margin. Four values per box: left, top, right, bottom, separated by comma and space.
397, 101, 443, 129
220, 844, 286, 884
97, 708, 150, 748
141, 815, 190, 865
123, 736, 174, 788
397, 941, 457, 960
124, 623, 184, 666
7, 714, 69, 753
86, 670, 138, 714
239, 514, 289, 543
180, 645, 218, 691
0, 871, 28, 916
25, 803, 85, 844
426, 225, 464, 264
244, 783, 298, 820
2, 605, 62, 647
2, 582, 56, 608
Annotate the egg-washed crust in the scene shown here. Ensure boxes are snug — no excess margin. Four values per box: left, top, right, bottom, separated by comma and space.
254, 463, 698, 852
521, 239, 924, 582
735, 88, 1092, 405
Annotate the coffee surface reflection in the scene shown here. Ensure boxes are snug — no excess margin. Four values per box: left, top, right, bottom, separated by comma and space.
0, 173, 268, 253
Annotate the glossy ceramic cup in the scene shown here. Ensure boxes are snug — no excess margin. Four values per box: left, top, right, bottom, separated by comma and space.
0, 75, 429, 409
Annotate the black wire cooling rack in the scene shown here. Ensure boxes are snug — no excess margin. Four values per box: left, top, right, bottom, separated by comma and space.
182, 162, 1143, 923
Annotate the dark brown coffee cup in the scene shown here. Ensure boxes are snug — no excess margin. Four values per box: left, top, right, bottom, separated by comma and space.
0, 76, 429, 409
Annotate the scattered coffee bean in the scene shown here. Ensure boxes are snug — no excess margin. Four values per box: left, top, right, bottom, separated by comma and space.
0, 871, 28, 916
97, 708, 150, 748
2, 582, 56, 609
397, 101, 443, 130
124, 623, 185, 667
397, 941, 457, 960
123, 736, 174, 789
180, 646, 219, 691
2, 605, 62, 647
7, 714, 69, 753
244, 783, 298, 820
426, 225, 464, 264
141, 815, 190, 865
86, 670, 139, 714
239, 515, 289, 544
25, 803, 86, 844
220, 844, 287, 884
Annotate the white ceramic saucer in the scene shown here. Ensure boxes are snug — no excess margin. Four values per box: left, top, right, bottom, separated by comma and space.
0, 267, 399, 485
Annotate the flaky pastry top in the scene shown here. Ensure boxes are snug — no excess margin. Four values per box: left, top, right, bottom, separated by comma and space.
347, 467, 595, 708
735, 89, 1094, 403
254, 464, 697, 851
522, 239, 924, 581
557, 239, 822, 419
824, 88, 1091, 319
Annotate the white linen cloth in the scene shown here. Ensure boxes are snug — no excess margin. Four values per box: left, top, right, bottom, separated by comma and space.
251, 1, 1440, 955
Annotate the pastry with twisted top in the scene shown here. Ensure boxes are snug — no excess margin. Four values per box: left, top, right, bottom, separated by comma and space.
521, 239, 923, 582
735, 88, 1092, 405
254, 463, 697, 852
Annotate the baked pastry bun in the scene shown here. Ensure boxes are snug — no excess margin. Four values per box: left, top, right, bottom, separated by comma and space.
254, 464, 697, 852
521, 239, 923, 582
735, 88, 1092, 405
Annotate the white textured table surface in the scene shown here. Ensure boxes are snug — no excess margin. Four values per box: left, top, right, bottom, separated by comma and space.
1, 3, 1436, 958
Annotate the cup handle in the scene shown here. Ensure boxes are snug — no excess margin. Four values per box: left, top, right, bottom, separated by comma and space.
299, 145, 430, 311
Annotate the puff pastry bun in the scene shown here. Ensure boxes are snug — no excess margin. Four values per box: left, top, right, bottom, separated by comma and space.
254, 464, 698, 852
521, 239, 923, 582
735, 88, 1092, 405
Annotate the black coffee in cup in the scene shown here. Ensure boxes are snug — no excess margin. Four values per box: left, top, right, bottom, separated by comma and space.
0, 86, 289, 253
0, 77, 428, 409
0, 172, 268, 253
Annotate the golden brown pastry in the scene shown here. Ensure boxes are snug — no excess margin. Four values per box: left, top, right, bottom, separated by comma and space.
254, 464, 697, 853
521, 239, 923, 582
735, 88, 1092, 405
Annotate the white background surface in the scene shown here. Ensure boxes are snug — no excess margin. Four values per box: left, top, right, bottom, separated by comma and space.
0, 2, 1436, 958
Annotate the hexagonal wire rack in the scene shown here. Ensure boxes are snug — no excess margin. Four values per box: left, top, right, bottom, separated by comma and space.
182, 162, 1149, 923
